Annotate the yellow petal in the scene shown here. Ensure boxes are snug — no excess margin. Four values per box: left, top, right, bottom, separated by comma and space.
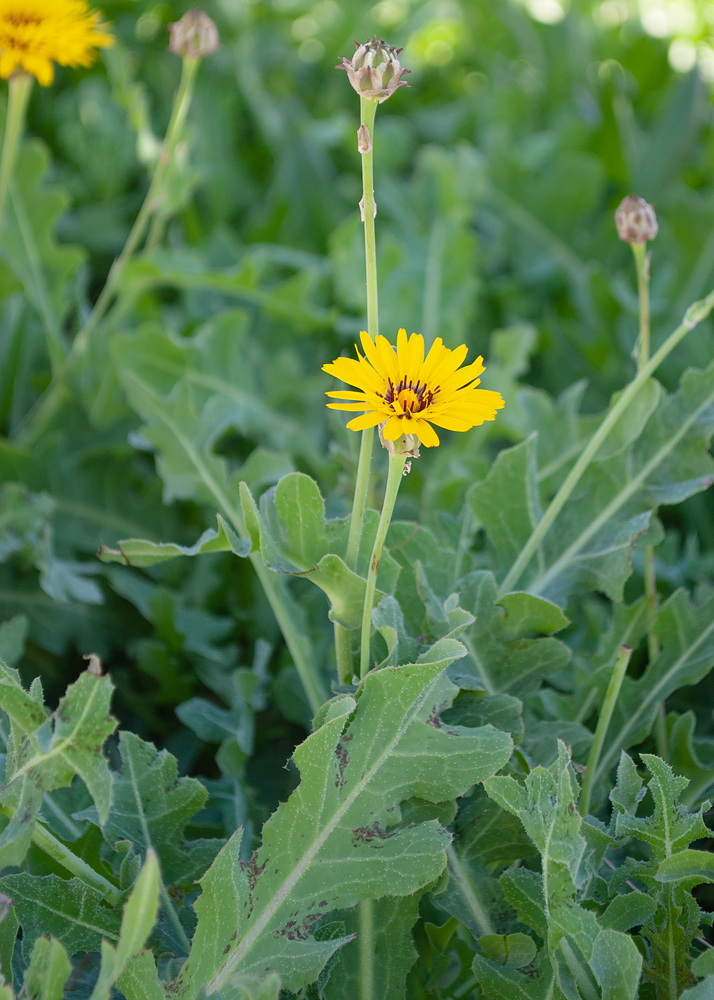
375, 334, 400, 385
414, 419, 440, 447
382, 415, 405, 440
407, 333, 424, 386
439, 356, 485, 393
325, 390, 370, 400
427, 343, 469, 389
346, 410, 386, 431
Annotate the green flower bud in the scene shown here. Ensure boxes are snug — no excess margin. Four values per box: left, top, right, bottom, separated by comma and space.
337, 36, 410, 103
168, 8, 219, 59
615, 195, 658, 245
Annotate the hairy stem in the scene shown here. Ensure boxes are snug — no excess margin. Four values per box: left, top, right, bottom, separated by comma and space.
580, 645, 632, 817
360, 451, 406, 679
498, 288, 714, 596
335, 96, 380, 683
0, 72, 32, 226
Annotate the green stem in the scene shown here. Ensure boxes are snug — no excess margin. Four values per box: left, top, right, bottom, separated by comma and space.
335, 96, 380, 684
580, 644, 632, 817
73, 56, 199, 358
0, 72, 32, 226
633, 241, 665, 748
14, 56, 200, 445
632, 242, 650, 370
359, 898, 374, 1000
31, 820, 121, 905
360, 451, 406, 680
497, 287, 714, 597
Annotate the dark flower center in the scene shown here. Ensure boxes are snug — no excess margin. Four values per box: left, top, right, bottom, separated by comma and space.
384, 378, 437, 413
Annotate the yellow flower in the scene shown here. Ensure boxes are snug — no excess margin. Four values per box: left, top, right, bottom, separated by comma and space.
323, 329, 505, 448
0, 0, 113, 86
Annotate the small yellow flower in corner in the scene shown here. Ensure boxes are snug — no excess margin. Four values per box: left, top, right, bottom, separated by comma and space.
0, 0, 113, 86
323, 329, 505, 448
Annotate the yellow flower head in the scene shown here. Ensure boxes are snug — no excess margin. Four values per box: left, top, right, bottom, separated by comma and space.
323, 329, 505, 448
0, 0, 113, 86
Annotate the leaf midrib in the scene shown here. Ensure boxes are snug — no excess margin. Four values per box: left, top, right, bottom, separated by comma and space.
531, 384, 714, 595
208, 668, 443, 991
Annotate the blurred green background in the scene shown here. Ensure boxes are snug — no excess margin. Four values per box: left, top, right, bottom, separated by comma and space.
3, 0, 714, 793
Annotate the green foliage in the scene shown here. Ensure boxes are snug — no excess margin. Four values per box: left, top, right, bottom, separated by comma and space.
3, 0, 714, 997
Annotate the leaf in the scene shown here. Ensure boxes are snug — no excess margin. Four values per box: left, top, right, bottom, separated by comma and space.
98, 514, 249, 566
474, 364, 714, 604
0, 663, 116, 867
449, 571, 570, 696
473, 951, 556, 1000
245, 474, 396, 629
1, 141, 84, 359
102, 731, 219, 885
0, 614, 27, 667
617, 755, 709, 862
230, 974, 282, 1000
667, 711, 714, 808
589, 928, 642, 1000
22, 936, 72, 1000
89, 850, 161, 1000
116, 951, 166, 1000
656, 850, 714, 885
322, 895, 423, 1000
173, 657, 513, 994
111, 313, 321, 468
0, 482, 53, 562
0, 873, 120, 959
681, 979, 714, 1000
692, 948, 714, 979
478, 932, 537, 968
595, 589, 714, 785
599, 892, 657, 932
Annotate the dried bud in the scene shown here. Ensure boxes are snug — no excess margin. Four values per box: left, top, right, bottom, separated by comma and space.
337, 36, 410, 103
357, 124, 372, 154
168, 8, 219, 59
615, 195, 658, 245
378, 425, 420, 461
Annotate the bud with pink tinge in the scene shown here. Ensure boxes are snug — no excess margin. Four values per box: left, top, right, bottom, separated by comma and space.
337, 37, 410, 103
615, 195, 658, 245
168, 8, 219, 59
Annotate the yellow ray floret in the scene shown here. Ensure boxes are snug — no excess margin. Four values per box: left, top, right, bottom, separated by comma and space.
323, 329, 505, 448
0, 0, 113, 86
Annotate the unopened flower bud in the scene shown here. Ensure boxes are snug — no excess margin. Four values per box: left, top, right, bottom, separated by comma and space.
615, 195, 658, 245
168, 8, 219, 59
337, 36, 410, 103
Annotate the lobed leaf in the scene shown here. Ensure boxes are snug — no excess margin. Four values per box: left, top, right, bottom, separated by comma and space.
172, 656, 513, 995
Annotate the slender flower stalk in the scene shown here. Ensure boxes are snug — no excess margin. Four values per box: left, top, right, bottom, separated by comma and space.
17, 40, 205, 444
580, 644, 632, 816
334, 96, 379, 683
497, 286, 714, 596
72, 53, 200, 358
0, 71, 32, 225
360, 451, 406, 679
621, 197, 665, 752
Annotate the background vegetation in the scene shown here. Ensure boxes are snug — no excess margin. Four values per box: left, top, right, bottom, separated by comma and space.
5, 0, 714, 996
